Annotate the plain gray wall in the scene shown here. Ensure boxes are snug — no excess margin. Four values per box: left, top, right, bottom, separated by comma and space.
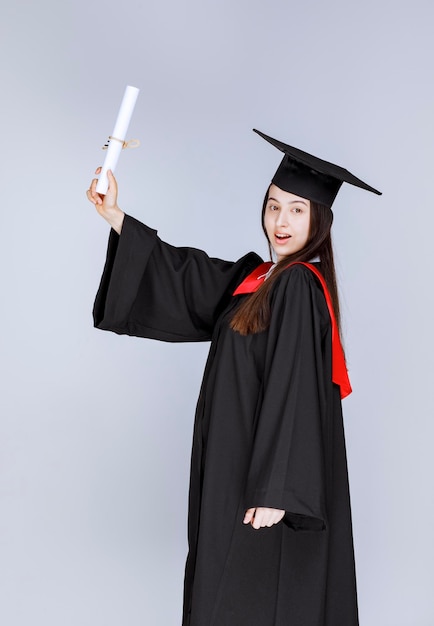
1, 0, 433, 624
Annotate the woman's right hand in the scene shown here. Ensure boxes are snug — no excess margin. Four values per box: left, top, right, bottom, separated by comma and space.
87, 167, 125, 235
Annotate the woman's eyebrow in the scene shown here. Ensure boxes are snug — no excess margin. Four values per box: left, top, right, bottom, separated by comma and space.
267, 197, 308, 206
290, 199, 309, 206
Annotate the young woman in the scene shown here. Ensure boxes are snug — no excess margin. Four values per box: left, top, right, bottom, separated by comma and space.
87, 129, 381, 626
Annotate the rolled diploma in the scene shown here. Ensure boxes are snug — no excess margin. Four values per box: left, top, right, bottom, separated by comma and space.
96, 85, 140, 195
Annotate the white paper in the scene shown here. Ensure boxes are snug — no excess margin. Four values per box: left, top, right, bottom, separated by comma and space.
96, 85, 140, 195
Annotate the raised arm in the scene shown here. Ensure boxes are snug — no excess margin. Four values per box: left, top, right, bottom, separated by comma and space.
88, 169, 262, 342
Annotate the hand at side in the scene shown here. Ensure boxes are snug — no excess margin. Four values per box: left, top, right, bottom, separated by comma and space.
243, 507, 285, 530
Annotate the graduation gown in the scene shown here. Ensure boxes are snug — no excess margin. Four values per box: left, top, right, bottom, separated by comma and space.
94, 215, 359, 626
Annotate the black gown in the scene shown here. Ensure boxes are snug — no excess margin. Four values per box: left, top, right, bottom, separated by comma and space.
94, 215, 359, 626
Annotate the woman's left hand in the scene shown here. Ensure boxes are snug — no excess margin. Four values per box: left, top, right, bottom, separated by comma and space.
243, 507, 285, 530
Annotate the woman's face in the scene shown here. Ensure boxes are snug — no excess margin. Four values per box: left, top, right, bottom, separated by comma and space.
263, 184, 311, 261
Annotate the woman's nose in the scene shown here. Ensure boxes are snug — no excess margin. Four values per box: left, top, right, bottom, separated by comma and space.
276, 210, 288, 226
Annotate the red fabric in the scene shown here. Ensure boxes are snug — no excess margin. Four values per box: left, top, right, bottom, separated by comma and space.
232, 262, 274, 295
233, 261, 352, 399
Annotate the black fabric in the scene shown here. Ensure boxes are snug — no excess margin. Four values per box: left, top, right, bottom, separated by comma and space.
94, 214, 359, 626
254, 128, 381, 207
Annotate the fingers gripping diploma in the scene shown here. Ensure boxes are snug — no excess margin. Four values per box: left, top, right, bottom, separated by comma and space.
86, 168, 125, 235
243, 507, 285, 530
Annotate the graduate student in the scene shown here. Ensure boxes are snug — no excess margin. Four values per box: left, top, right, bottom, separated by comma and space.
87, 129, 381, 626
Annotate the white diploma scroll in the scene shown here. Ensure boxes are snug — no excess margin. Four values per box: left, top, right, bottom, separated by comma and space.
96, 85, 140, 195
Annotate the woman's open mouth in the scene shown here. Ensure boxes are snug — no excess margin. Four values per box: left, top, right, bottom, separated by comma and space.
274, 233, 291, 243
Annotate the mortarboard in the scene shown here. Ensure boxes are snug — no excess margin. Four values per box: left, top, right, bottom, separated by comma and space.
254, 128, 381, 207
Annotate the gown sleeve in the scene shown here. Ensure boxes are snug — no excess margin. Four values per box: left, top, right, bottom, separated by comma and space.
93, 214, 262, 342
244, 264, 332, 531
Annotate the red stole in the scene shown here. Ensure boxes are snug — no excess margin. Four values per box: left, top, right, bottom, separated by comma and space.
233, 262, 352, 399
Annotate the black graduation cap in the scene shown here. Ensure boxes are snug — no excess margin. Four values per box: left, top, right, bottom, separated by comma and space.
254, 128, 381, 207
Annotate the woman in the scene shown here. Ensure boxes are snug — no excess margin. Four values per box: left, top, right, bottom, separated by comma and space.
87, 129, 381, 626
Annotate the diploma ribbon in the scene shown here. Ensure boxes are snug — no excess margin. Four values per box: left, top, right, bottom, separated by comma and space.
102, 136, 141, 150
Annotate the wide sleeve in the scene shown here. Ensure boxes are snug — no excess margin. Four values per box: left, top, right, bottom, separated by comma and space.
244, 265, 332, 531
93, 214, 262, 342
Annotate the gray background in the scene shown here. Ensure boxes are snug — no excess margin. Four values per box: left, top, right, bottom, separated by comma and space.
1, 0, 433, 624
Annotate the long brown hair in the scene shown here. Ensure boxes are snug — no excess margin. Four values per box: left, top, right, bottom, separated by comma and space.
230, 186, 342, 336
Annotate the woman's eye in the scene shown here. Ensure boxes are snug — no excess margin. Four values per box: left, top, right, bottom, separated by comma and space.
293, 207, 302, 213
269, 204, 279, 211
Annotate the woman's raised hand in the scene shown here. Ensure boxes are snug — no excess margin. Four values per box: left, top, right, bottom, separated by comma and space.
87, 168, 125, 235
243, 507, 285, 530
